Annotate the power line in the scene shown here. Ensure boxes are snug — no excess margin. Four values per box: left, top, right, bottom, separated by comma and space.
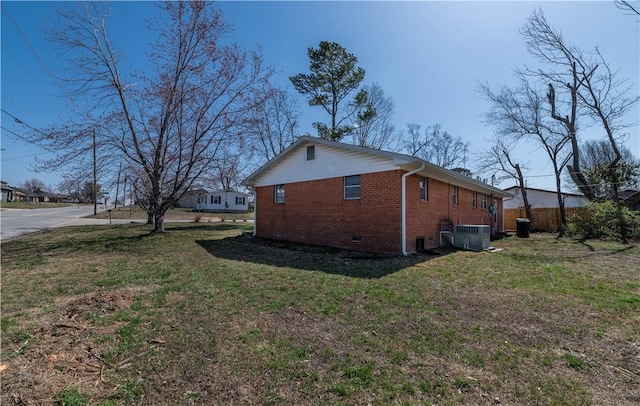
1, 3, 59, 81
1, 95, 44, 127
0, 152, 48, 162
1, 125, 23, 138
1, 108, 24, 124
1, 44, 59, 111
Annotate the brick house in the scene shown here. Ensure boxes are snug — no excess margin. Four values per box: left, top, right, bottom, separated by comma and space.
242, 136, 510, 255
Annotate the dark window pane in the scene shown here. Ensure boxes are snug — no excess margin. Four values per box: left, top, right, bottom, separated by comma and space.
345, 186, 361, 199
345, 175, 360, 186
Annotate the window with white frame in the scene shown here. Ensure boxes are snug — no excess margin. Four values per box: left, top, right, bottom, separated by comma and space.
274, 184, 285, 203
236, 196, 246, 205
344, 175, 361, 199
481, 194, 488, 209
211, 195, 221, 205
452, 185, 458, 206
307, 145, 315, 160
472, 191, 477, 208
419, 176, 428, 200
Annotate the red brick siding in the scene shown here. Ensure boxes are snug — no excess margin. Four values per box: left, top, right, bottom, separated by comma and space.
406, 175, 503, 251
255, 171, 404, 254
255, 170, 503, 254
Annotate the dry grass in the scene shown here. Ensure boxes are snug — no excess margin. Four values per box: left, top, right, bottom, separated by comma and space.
1, 226, 639, 405
88, 206, 253, 223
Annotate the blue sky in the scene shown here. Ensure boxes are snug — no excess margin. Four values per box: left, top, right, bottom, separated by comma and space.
1, 1, 638, 192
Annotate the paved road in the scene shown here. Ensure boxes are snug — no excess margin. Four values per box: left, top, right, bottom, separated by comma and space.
0, 206, 133, 241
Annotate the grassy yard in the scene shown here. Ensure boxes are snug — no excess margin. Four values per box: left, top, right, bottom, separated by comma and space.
0, 202, 76, 209
88, 206, 254, 222
1, 225, 638, 405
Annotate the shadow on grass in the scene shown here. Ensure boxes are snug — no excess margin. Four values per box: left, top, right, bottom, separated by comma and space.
1, 223, 252, 263
0, 225, 155, 261
197, 234, 450, 279
167, 223, 249, 232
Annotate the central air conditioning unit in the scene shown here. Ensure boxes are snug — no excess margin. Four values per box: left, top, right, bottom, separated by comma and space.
453, 225, 490, 250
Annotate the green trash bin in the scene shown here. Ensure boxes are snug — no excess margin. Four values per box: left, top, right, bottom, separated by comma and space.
516, 218, 531, 238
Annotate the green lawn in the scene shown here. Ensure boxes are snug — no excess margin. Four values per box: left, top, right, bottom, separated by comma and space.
88, 206, 254, 222
1, 225, 638, 405
0, 201, 76, 209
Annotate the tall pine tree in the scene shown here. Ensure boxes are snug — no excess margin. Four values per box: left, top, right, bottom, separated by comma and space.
290, 41, 365, 141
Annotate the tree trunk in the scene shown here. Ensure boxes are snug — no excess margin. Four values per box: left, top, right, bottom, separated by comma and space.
114, 163, 121, 209
153, 213, 165, 233
521, 187, 534, 230
554, 172, 567, 237
515, 164, 534, 230
547, 78, 595, 200
147, 212, 154, 225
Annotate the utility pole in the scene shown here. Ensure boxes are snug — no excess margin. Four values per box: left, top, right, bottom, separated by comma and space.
123, 176, 127, 210
93, 128, 97, 216
115, 162, 122, 209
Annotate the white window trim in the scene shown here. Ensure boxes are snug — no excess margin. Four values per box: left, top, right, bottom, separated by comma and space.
452, 185, 458, 206
344, 175, 361, 200
419, 176, 427, 201
274, 184, 285, 203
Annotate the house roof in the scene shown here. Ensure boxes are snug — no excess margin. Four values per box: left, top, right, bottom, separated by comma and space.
242, 136, 511, 198
8, 187, 30, 195
210, 189, 249, 196
503, 185, 587, 198
182, 188, 209, 195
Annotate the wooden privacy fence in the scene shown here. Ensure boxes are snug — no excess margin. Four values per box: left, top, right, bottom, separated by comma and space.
504, 207, 586, 232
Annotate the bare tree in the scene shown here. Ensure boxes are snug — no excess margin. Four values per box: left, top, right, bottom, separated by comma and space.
58, 175, 82, 202
207, 143, 252, 191
521, 8, 639, 240
249, 87, 300, 162
18, 2, 272, 232
520, 8, 639, 202
403, 123, 423, 157
577, 139, 640, 198
351, 83, 396, 150
615, 0, 640, 16
22, 178, 45, 193
480, 76, 572, 233
34, 121, 119, 213
476, 135, 535, 227
403, 123, 469, 169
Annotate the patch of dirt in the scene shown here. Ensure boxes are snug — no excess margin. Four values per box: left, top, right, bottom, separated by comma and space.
63, 290, 133, 319
1, 288, 151, 405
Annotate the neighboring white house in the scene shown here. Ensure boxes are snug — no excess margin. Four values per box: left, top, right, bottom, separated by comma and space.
176, 189, 209, 208
195, 189, 249, 213
503, 186, 588, 209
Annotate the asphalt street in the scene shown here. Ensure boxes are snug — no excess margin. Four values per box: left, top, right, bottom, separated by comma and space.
0, 205, 140, 241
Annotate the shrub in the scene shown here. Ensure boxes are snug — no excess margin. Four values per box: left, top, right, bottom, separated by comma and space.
568, 201, 640, 241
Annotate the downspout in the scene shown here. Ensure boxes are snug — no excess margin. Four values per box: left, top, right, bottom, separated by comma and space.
251, 187, 257, 236
402, 164, 425, 256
